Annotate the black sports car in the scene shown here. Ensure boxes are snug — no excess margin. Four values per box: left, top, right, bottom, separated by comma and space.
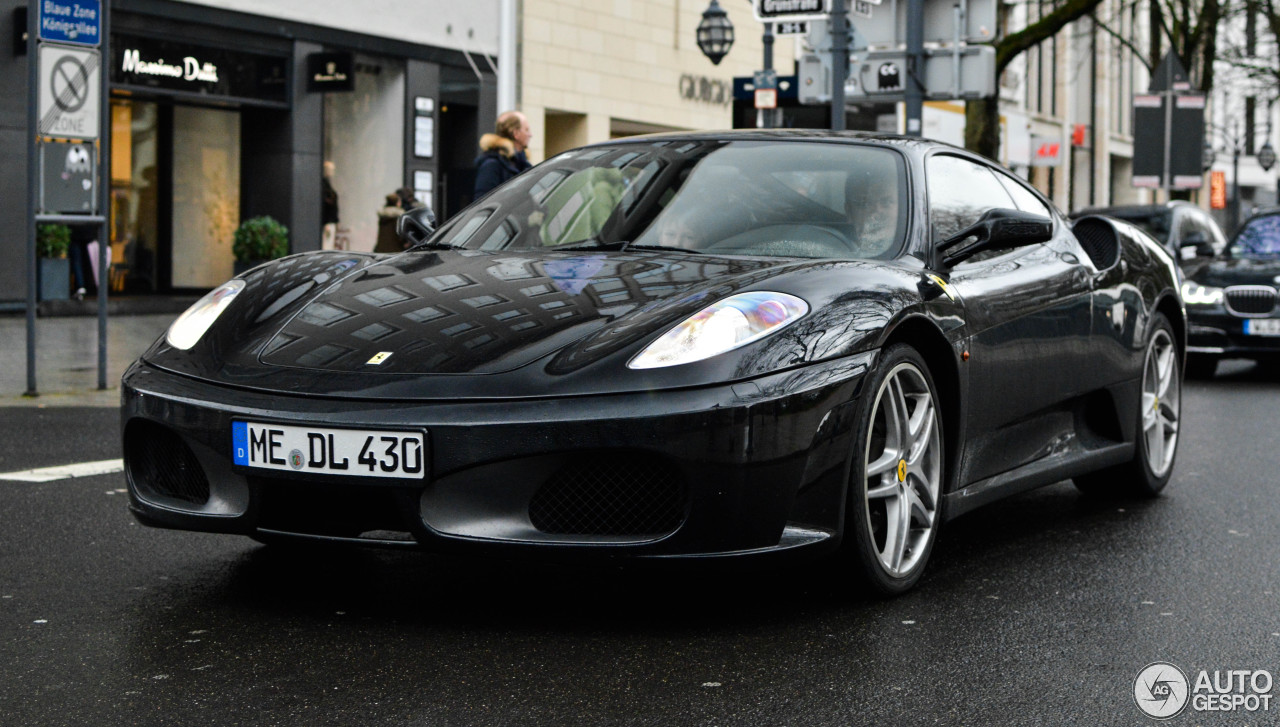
122, 132, 1185, 595
1182, 207, 1280, 377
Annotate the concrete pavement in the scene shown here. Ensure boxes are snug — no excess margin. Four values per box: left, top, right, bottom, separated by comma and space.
0, 313, 173, 407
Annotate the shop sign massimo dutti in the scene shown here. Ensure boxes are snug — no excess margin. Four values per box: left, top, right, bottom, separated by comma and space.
121, 49, 219, 83
307, 52, 354, 92
111, 34, 288, 104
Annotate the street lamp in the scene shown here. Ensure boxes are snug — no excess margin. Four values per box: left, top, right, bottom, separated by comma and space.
696, 0, 734, 66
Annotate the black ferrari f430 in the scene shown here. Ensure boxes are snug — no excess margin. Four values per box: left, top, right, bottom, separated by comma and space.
122, 132, 1184, 594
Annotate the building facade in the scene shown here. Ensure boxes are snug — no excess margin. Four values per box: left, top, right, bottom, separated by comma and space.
3, 0, 502, 301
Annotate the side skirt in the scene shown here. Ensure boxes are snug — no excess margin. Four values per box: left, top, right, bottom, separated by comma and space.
940, 442, 1133, 522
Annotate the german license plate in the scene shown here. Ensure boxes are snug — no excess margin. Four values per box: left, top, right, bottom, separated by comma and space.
232, 421, 426, 479
1244, 319, 1280, 336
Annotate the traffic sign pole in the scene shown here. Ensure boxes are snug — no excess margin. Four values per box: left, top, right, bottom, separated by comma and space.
96, 1, 110, 390
830, 0, 848, 131
26, 1, 39, 397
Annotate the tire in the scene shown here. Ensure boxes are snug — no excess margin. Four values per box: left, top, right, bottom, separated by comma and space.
1185, 354, 1218, 379
1074, 313, 1180, 498
843, 344, 945, 596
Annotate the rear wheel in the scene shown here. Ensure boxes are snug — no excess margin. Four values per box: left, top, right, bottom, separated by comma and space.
844, 345, 944, 596
1075, 313, 1180, 497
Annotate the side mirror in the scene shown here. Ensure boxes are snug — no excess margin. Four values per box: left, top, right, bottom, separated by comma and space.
938, 208, 1054, 267
396, 206, 437, 247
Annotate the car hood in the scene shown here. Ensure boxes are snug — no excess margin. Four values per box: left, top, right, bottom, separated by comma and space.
1191, 256, 1280, 287
142, 249, 908, 399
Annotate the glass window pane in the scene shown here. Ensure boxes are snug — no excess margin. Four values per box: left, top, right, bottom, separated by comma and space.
926, 155, 1015, 243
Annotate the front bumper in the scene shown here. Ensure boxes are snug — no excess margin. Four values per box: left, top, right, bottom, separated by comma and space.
1186, 308, 1280, 358
121, 353, 872, 560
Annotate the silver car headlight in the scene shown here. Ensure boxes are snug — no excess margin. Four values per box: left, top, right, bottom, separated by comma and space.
628, 291, 809, 369
166, 280, 246, 350
1180, 281, 1224, 306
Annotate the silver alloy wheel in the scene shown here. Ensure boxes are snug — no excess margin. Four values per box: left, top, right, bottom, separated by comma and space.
863, 362, 942, 577
1141, 328, 1180, 477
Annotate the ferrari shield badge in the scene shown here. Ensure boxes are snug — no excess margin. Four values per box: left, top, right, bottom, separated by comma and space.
366, 352, 393, 365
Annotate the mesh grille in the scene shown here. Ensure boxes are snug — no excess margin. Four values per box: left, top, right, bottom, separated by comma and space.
529, 454, 687, 537
1225, 286, 1277, 315
126, 420, 210, 506
1072, 218, 1120, 269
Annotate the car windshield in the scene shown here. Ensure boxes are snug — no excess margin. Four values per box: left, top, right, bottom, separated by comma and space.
431, 140, 908, 260
1230, 214, 1280, 257
1109, 211, 1171, 244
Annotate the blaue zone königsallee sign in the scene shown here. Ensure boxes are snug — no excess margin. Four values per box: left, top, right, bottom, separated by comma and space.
37, 0, 101, 46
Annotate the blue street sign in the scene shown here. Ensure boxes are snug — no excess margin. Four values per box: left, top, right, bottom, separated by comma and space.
37, 0, 102, 47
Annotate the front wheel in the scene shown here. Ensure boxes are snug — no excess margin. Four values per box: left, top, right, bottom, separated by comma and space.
844, 344, 944, 596
1075, 313, 1180, 497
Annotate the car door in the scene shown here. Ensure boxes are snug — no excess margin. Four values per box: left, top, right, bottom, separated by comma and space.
926, 154, 1095, 486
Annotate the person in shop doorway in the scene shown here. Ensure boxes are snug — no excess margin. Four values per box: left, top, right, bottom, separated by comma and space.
375, 193, 405, 253
474, 110, 532, 199
68, 224, 98, 300
322, 160, 340, 249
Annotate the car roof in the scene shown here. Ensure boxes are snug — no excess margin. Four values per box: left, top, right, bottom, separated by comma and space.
1070, 201, 1194, 219
583, 128, 958, 156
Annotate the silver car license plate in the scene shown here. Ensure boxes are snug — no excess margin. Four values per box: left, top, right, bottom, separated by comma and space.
1244, 319, 1280, 336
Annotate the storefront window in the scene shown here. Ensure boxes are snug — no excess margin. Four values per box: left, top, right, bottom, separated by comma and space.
109, 99, 160, 293
322, 54, 406, 252
171, 106, 241, 288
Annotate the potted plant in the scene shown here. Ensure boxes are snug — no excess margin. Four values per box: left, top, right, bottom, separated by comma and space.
36, 223, 71, 301
232, 215, 290, 275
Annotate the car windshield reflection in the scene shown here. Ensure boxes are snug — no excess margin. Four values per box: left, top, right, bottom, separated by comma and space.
432, 140, 909, 260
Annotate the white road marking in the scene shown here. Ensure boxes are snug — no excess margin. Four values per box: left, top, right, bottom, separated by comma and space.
0, 458, 124, 483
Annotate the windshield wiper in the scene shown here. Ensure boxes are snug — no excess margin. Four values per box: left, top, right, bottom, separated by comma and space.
551, 240, 631, 252
626, 244, 703, 254
408, 240, 466, 251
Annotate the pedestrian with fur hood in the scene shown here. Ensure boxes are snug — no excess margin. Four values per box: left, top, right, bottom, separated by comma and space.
374, 193, 404, 253
474, 110, 533, 199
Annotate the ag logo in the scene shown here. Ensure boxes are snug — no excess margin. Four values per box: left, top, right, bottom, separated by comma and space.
1135, 662, 1189, 719
877, 63, 902, 91
65, 145, 91, 174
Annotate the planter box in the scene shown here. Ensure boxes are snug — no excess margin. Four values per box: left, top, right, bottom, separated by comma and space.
38, 257, 70, 301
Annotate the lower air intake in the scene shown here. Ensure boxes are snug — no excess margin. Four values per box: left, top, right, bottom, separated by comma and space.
125, 420, 210, 506
529, 454, 687, 537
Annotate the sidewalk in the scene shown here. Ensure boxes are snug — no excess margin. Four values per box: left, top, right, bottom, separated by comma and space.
0, 313, 174, 407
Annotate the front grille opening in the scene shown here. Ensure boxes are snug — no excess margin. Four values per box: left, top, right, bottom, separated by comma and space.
529, 453, 687, 537
125, 420, 211, 506
255, 479, 409, 539
1225, 287, 1277, 315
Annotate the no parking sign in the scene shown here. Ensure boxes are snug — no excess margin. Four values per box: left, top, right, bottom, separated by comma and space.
37, 44, 101, 140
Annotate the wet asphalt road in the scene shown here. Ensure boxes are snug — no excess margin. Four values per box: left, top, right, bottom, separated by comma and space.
1, 362, 1278, 726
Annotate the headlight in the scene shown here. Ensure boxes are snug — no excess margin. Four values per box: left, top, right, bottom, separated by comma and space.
1180, 281, 1224, 306
628, 291, 809, 369
166, 280, 245, 350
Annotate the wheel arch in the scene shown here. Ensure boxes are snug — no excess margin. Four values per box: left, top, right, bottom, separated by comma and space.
880, 316, 963, 493
1153, 292, 1186, 362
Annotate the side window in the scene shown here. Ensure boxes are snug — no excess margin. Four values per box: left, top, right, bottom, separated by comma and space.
926, 155, 1016, 243
994, 171, 1052, 218
1194, 210, 1227, 251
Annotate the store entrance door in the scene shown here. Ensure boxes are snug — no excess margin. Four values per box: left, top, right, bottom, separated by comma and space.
110, 100, 241, 292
